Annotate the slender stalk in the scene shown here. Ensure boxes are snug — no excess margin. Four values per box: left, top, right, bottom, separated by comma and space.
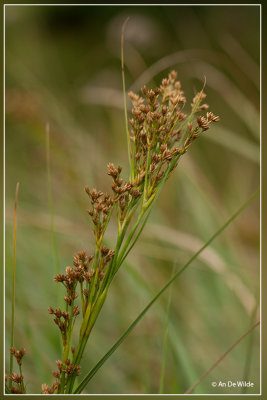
19, 365, 25, 394
63, 299, 75, 362
79, 248, 100, 340
80, 282, 85, 316
241, 296, 259, 394
121, 17, 132, 177
118, 207, 153, 267
142, 145, 151, 206
46, 123, 61, 310
116, 209, 145, 269
159, 263, 177, 394
9, 182, 19, 389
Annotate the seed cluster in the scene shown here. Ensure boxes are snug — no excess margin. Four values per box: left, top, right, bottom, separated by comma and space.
107, 162, 142, 221
42, 359, 80, 394
41, 70, 219, 395
47, 247, 115, 393
128, 71, 219, 202
8, 347, 26, 394
10, 347, 25, 366
85, 187, 114, 245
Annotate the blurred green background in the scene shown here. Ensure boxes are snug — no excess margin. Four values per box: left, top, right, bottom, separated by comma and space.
5, 5, 260, 395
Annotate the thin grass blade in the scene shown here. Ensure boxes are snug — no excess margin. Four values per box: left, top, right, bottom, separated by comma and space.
46, 123, 60, 275
242, 295, 259, 393
118, 208, 152, 269
8, 182, 19, 389
45, 123, 62, 311
159, 263, 177, 394
121, 17, 132, 176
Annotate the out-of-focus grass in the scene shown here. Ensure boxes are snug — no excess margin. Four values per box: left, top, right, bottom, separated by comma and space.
5, 5, 260, 394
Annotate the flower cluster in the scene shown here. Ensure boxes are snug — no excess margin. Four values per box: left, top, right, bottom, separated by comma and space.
8, 347, 26, 394
42, 70, 219, 394
10, 347, 25, 366
107, 162, 142, 222
42, 359, 80, 394
127, 71, 219, 204
85, 188, 114, 245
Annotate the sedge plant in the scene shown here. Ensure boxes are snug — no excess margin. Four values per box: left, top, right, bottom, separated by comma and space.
11, 25, 253, 395
6, 69, 220, 395
5, 46, 260, 394
42, 70, 219, 394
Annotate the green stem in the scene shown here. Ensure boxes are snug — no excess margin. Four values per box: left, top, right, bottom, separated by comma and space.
115, 209, 147, 274
118, 207, 152, 268
63, 300, 74, 362
9, 182, 19, 389
80, 282, 85, 316
121, 17, 132, 178
241, 296, 259, 394
46, 124, 60, 278
159, 264, 176, 394
66, 288, 108, 393
142, 145, 151, 206
19, 364, 25, 394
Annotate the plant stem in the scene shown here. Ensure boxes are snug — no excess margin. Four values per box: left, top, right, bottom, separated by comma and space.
46, 124, 60, 276
80, 282, 85, 316
116, 209, 145, 270
121, 17, 132, 178
9, 182, 19, 389
19, 364, 25, 394
159, 263, 176, 394
241, 296, 259, 393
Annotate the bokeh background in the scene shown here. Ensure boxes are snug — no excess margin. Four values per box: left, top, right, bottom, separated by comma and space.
4, 5, 260, 395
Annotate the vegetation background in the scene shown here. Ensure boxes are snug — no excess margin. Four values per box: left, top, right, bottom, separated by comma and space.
5, 5, 260, 395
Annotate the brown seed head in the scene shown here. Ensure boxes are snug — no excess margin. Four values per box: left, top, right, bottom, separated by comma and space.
56, 360, 63, 372
197, 116, 210, 131
11, 386, 22, 394
206, 112, 220, 122
10, 373, 23, 383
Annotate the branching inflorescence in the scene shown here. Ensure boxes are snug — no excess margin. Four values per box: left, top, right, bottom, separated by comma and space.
6, 69, 219, 395
41, 70, 219, 394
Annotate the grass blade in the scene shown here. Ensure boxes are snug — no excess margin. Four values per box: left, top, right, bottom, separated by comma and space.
185, 321, 260, 394
241, 296, 259, 393
45, 123, 62, 311
117, 207, 152, 270
74, 190, 258, 394
9, 182, 19, 389
46, 123, 60, 276
159, 263, 176, 394
121, 17, 132, 176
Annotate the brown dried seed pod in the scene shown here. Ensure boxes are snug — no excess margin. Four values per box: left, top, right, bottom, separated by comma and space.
197, 116, 210, 131
101, 246, 109, 256
130, 188, 141, 198
54, 274, 65, 283
73, 305, 80, 316
128, 91, 139, 101
206, 111, 220, 122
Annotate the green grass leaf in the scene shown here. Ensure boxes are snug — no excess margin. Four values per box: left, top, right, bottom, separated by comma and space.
9, 182, 19, 389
